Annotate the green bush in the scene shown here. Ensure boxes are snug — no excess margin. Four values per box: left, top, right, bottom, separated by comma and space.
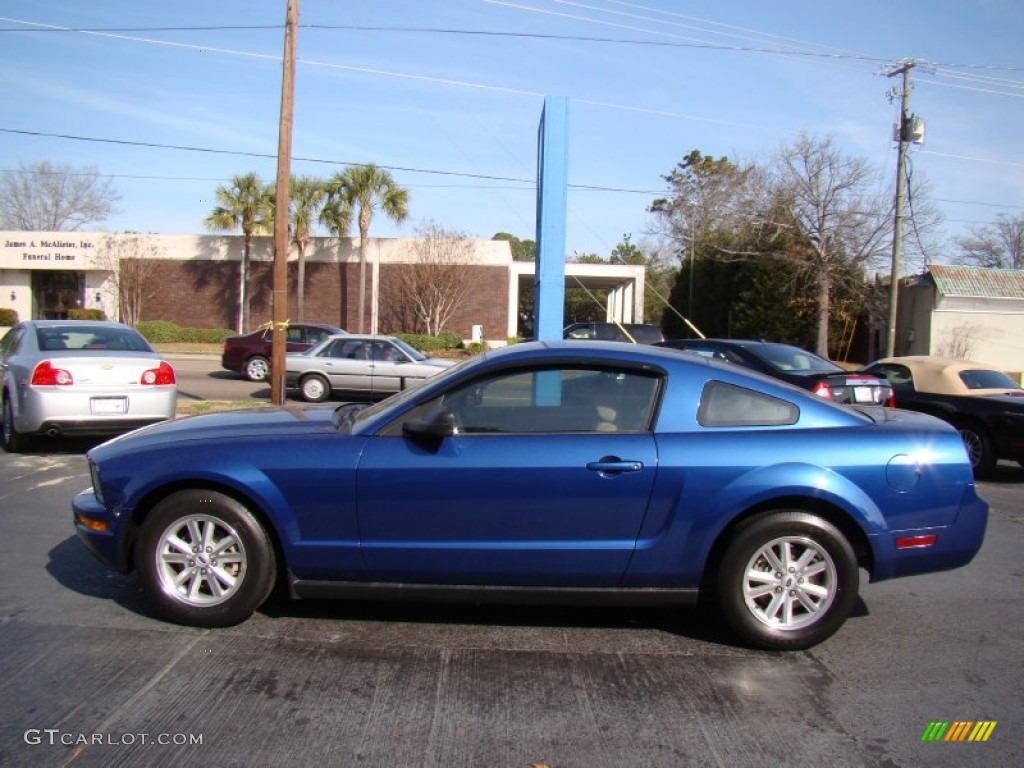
68, 308, 107, 321
436, 330, 463, 349
136, 320, 182, 343
464, 342, 489, 355
396, 332, 465, 352
0, 307, 18, 326
136, 320, 234, 344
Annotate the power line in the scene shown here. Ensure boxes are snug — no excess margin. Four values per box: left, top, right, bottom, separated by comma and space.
0, 128, 662, 194
2, 16, 1020, 74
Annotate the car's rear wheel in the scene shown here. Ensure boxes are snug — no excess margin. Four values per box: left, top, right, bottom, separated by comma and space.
956, 422, 995, 477
716, 511, 859, 650
1, 397, 27, 453
299, 374, 330, 403
135, 490, 277, 627
244, 355, 270, 382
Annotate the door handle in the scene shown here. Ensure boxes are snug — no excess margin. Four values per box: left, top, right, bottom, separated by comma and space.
586, 460, 642, 474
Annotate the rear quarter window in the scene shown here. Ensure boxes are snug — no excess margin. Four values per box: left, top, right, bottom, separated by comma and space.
698, 380, 799, 427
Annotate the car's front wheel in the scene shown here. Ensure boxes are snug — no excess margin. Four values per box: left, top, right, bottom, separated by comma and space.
244, 355, 270, 382
299, 374, 331, 402
1, 397, 27, 453
715, 511, 859, 651
135, 490, 277, 627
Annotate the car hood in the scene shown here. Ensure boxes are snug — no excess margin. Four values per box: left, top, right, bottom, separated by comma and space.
89, 405, 340, 458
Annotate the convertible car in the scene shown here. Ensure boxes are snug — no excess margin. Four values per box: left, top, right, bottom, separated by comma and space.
863, 355, 1024, 476
73, 342, 987, 651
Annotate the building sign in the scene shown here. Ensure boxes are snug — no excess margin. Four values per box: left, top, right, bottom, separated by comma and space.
1, 233, 104, 270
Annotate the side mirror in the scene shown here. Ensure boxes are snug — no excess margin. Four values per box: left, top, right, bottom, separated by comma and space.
402, 408, 457, 441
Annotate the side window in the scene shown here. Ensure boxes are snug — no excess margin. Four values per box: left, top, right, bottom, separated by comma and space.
698, 381, 799, 427
439, 367, 661, 434
286, 327, 304, 343
566, 325, 595, 340
304, 328, 330, 345
372, 342, 397, 362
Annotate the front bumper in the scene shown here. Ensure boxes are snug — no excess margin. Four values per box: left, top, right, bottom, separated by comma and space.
73, 488, 131, 572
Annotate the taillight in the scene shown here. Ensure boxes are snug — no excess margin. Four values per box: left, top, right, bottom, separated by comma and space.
141, 361, 176, 385
811, 381, 832, 399
31, 360, 74, 386
886, 391, 896, 408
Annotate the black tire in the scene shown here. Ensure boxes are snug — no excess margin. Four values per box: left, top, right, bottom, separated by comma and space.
956, 422, 996, 478
2, 397, 27, 453
244, 355, 270, 382
299, 374, 331, 403
135, 489, 277, 628
716, 511, 859, 651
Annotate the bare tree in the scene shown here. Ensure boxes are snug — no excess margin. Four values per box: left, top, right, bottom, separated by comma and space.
936, 323, 979, 360
771, 134, 892, 356
0, 160, 121, 231
955, 213, 1024, 269
95, 235, 164, 326
388, 221, 480, 335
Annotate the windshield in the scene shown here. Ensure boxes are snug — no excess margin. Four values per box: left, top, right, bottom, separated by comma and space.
391, 336, 427, 361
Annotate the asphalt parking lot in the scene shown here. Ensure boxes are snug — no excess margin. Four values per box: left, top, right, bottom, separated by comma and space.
0, 390, 1021, 765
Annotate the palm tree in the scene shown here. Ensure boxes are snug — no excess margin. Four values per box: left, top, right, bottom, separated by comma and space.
326, 164, 409, 333
205, 173, 272, 332
288, 176, 327, 322
319, 184, 353, 328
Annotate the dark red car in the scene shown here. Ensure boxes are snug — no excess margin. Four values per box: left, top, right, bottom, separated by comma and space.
221, 323, 345, 381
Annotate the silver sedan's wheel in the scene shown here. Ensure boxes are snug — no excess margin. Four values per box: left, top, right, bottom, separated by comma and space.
154, 514, 248, 608
299, 374, 330, 402
716, 511, 858, 650
741, 536, 837, 631
244, 356, 270, 382
2, 397, 27, 453
136, 490, 277, 627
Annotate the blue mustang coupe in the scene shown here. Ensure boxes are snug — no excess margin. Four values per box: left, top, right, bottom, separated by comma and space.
73, 341, 988, 650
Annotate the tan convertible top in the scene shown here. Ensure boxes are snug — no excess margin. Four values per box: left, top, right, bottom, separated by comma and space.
875, 356, 1020, 396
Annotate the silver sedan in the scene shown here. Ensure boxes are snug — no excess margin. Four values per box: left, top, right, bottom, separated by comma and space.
0, 320, 177, 452
285, 334, 455, 402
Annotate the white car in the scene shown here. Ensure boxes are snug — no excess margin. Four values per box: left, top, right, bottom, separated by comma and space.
285, 334, 455, 402
0, 320, 177, 452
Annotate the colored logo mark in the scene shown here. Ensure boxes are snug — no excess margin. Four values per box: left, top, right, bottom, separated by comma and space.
921, 721, 997, 742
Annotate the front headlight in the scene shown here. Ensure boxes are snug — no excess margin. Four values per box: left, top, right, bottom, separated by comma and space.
88, 460, 105, 506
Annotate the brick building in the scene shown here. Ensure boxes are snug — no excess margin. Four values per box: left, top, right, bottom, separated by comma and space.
1, 231, 647, 341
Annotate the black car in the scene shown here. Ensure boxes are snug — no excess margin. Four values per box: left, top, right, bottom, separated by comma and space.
659, 339, 894, 406
564, 322, 665, 344
863, 355, 1024, 476
221, 323, 345, 381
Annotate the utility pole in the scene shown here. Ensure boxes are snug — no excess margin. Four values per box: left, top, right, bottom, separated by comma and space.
271, 0, 298, 405
884, 59, 917, 358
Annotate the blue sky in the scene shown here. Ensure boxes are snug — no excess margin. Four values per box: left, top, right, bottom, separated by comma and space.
1, 0, 1022, 264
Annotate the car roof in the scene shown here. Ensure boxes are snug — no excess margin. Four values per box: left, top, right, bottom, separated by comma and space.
320, 333, 400, 342
23, 319, 133, 328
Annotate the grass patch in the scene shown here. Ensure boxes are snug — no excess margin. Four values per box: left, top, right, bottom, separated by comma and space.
176, 399, 267, 417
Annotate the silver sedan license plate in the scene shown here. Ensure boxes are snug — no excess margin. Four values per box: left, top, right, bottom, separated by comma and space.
91, 397, 127, 414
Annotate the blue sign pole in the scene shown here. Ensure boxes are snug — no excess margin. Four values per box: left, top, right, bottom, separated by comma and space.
534, 96, 568, 342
